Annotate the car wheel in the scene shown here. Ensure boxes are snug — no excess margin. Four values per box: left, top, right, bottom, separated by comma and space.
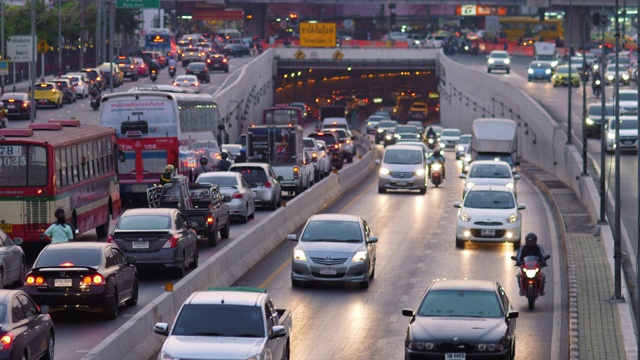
282, 341, 290, 360
378, 187, 386, 194
12, 260, 25, 287
42, 331, 55, 360
21, 351, 27, 360
487, 69, 491, 73
507, 69, 510, 74
220, 220, 230, 239
370, 263, 375, 279
189, 246, 199, 269
125, 280, 138, 306
455, 238, 465, 249
240, 206, 249, 223
225, 68, 229, 73
419, 186, 427, 195
96, 218, 109, 238
269, 194, 278, 210
346, 153, 353, 163
207, 227, 218, 247
513, 240, 521, 249
291, 279, 303, 287
249, 204, 255, 219
54, 101, 59, 109
359, 277, 370, 289
103, 288, 119, 320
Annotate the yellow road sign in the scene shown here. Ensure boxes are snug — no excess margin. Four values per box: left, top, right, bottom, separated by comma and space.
38, 40, 50, 54
294, 49, 306, 60
300, 22, 336, 48
333, 50, 344, 60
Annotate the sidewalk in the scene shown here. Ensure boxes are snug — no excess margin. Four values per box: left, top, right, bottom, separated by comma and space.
520, 162, 631, 360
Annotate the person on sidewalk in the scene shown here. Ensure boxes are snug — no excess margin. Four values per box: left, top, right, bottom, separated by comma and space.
515, 232, 548, 295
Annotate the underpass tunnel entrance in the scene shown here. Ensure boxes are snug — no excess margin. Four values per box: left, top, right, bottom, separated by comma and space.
273, 60, 440, 125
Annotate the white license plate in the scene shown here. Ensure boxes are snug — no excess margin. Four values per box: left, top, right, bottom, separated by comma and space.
396, 181, 407, 186
213, 64, 220, 67
132, 241, 149, 249
320, 268, 337, 275
131, 184, 147, 193
7, 105, 15, 109
481, 229, 496, 236
445, 354, 465, 360
54, 279, 72, 287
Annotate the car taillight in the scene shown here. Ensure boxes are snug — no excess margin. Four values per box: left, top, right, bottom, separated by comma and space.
22, 102, 28, 108
293, 166, 299, 179
312, 152, 317, 158
264, 181, 271, 188
0, 334, 13, 351
162, 235, 180, 249
232, 192, 243, 199
207, 216, 214, 225
51, 89, 56, 93
346, 140, 351, 144
223, 58, 228, 63
81, 274, 104, 285
130, 65, 134, 69
25, 275, 47, 286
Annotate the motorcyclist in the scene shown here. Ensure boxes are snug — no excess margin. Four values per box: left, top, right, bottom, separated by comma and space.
234, 148, 247, 163
427, 147, 446, 179
148, 60, 160, 75
160, 164, 174, 185
192, 156, 214, 182
216, 153, 232, 171
592, 72, 603, 97
515, 232, 548, 296
167, 56, 177, 68
426, 127, 436, 140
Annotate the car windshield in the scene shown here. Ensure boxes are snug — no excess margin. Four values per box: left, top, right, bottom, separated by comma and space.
198, 175, 239, 187
188, 63, 206, 70
417, 290, 503, 318
395, 126, 419, 134
610, 119, 638, 130
474, 155, 514, 167
310, 134, 337, 145
618, 93, 638, 101
463, 190, 516, 209
378, 121, 398, 128
301, 220, 362, 242
491, 52, 508, 59
530, 62, 551, 69
383, 149, 423, 165
469, 164, 511, 178
459, 135, 472, 144
588, 105, 615, 117
230, 167, 267, 184
555, 66, 570, 74
34, 248, 101, 268
172, 304, 264, 337
303, 139, 316, 148
441, 129, 461, 137
117, 215, 170, 230
67, 76, 81, 84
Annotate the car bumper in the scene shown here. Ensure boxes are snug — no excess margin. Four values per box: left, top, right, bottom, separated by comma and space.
35, 98, 58, 106
456, 222, 521, 243
5, 108, 31, 118
379, 174, 426, 190
607, 138, 638, 150
528, 74, 551, 81
405, 348, 510, 360
209, 63, 229, 71
291, 260, 370, 283
488, 64, 510, 70
25, 285, 110, 310
228, 200, 250, 216
251, 188, 276, 205
119, 248, 183, 269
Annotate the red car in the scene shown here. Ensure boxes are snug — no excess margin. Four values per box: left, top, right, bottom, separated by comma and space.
133, 57, 149, 77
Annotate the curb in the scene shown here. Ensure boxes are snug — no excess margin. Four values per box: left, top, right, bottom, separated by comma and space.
519, 164, 578, 360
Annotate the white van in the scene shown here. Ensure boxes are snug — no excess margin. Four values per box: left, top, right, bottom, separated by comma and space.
217, 29, 241, 41
322, 117, 350, 131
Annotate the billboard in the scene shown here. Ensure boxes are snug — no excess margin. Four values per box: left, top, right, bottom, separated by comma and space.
300, 22, 336, 48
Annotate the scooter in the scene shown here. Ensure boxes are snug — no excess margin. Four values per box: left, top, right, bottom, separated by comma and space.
168, 65, 176, 78
429, 161, 443, 187
426, 135, 437, 150
511, 254, 551, 310
150, 69, 158, 83
89, 88, 101, 111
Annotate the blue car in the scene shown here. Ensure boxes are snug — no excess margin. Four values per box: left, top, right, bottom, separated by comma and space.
527, 61, 552, 82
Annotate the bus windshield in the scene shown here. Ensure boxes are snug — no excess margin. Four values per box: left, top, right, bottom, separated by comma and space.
100, 98, 178, 138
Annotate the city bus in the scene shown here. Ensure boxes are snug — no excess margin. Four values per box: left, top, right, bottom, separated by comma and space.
99, 91, 221, 205
263, 105, 303, 126
498, 17, 564, 42
0, 120, 120, 245
145, 28, 177, 57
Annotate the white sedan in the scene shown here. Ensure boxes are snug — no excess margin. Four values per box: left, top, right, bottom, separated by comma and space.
459, 160, 519, 199
66, 73, 90, 98
196, 172, 255, 223
173, 75, 201, 93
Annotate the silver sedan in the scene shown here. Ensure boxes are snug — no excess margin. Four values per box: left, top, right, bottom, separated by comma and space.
228, 162, 283, 210
196, 172, 256, 223
288, 214, 378, 289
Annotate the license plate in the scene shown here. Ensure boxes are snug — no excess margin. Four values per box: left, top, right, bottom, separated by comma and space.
481, 229, 496, 236
213, 64, 220, 67
445, 354, 465, 360
54, 279, 72, 287
396, 181, 407, 186
320, 267, 337, 275
132, 241, 149, 249
131, 184, 147, 193
7, 105, 15, 109
0, 224, 11, 233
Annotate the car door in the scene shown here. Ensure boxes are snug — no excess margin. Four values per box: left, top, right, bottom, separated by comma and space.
363, 219, 376, 274
104, 247, 128, 300
111, 247, 135, 300
268, 166, 282, 194
0, 231, 18, 286
264, 300, 281, 360
10, 294, 34, 358
176, 213, 197, 261
240, 177, 255, 213
18, 293, 48, 358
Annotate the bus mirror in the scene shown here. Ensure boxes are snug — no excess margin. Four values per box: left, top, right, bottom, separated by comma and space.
118, 150, 126, 163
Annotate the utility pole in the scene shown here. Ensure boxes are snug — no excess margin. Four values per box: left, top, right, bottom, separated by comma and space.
567, 0, 573, 144
58, 0, 62, 72
600, 3, 607, 224
30, 0, 36, 122
96, 0, 101, 65
614, 0, 622, 300
79, 0, 84, 69
109, 0, 114, 93
581, 10, 588, 175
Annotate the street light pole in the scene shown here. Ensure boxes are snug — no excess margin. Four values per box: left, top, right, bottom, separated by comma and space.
600, 1, 607, 224
30, 0, 36, 122
567, 1, 573, 144
613, 0, 622, 300
58, 0, 62, 73
581, 9, 587, 175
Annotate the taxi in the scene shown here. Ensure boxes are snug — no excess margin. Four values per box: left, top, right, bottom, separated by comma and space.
34, 82, 64, 108
552, 65, 580, 87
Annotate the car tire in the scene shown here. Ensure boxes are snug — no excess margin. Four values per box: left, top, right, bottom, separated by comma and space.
513, 240, 521, 249
103, 288, 119, 320
507, 69, 510, 74
487, 69, 491, 73
189, 246, 199, 268
378, 187, 386, 194
175, 256, 186, 278
359, 278, 370, 289
220, 220, 230, 239
42, 331, 55, 360
240, 206, 249, 223
291, 279, 303, 287
207, 227, 218, 247
419, 186, 427, 195
455, 238, 465, 248
225, 68, 229, 73
370, 263, 375, 279
346, 153, 353, 163
269, 195, 278, 210
96, 220, 109, 238
125, 280, 138, 306
12, 260, 25, 288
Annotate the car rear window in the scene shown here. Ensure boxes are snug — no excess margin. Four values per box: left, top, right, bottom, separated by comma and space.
67, 76, 81, 84
188, 63, 206, 70
36, 84, 55, 90
309, 134, 337, 145
34, 248, 102, 268
117, 215, 170, 230
83, 70, 98, 80
116, 57, 131, 65
54, 82, 68, 89
303, 139, 316, 148
230, 167, 268, 184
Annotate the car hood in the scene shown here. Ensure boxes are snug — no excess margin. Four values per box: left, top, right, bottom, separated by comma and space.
162, 335, 263, 359
381, 163, 424, 173
296, 241, 365, 254
462, 206, 518, 220
440, 136, 460, 141
410, 316, 508, 343
466, 177, 514, 188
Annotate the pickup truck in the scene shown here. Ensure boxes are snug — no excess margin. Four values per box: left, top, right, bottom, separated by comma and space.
155, 182, 232, 247
154, 287, 292, 360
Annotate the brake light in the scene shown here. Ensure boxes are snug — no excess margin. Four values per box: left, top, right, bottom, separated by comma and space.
207, 216, 214, 225
130, 65, 134, 69
107, 235, 115, 244
232, 192, 243, 199
25, 275, 47, 286
51, 89, 57, 93
293, 166, 299, 179
0, 334, 13, 351
81, 274, 104, 285
223, 58, 228, 63
22, 102, 28, 108
7, 99, 14, 103
264, 181, 271, 188
312, 152, 317, 158
334, 144, 339, 149
346, 140, 351, 144
162, 235, 181, 249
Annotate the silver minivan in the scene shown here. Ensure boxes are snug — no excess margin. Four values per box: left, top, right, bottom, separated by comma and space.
375, 144, 427, 194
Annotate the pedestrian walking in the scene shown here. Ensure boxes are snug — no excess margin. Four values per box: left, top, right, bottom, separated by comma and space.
44, 208, 75, 244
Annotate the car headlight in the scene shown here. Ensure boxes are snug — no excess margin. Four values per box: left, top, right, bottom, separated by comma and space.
394, 134, 400, 139
504, 58, 511, 64
586, 118, 594, 125
608, 75, 615, 80
545, 69, 552, 74
408, 341, 435, 351
476, 343, 504, 352
385, 135, 392, 140
379, 167, 390, 175
457, 145, 464, 151
351, 251, 367, 262
505, 182, 514, 190
608, 132, 616, 139
464, 155, 471, 162
293, 249, 307, 261
465, 182, 474, 190
488, 58, 495, 64
415, 168, 425, 176
551, 61, 558, 67
527, 69, 534, 74
458, 211, 471, 222
593, 64, 599, 70
377, 128, 384, 133
507, 213, 519, 223
525, 268, 539, 279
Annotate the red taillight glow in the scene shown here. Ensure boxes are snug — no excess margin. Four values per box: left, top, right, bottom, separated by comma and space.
312, 152, 317, 158
162, 235, 180, 249
25, 275, 46, 286
81, 274, 104, 285
22, 103, 28, 108
60, 262, 74, 267
1, 334, 12, 350
232, 192, 243, 199
264, 181, 271, 188
207, 216, 214, 225
106, 235, 114, 243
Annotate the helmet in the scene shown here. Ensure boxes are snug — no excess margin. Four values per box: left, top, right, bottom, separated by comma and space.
221, 153, 228, 160
525, 232, 538, 247
240, 148, 246, 154
165, 164, 175, 172
199, 156, 209, 165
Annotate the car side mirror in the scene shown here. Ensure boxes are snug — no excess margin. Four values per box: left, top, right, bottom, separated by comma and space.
287, 234, 297, 241
401, 308, 415, 317
513, 174, 520, 180
453, 202, 462, 208
154, 323, 170, 336
12, 237, 23, 245
40, 305, 50, 314
508, 310, 519, 319
277, 175, 284, 181
459, 174, 466, 179
545, 254, 551, 260
368, 236, 378, 243
375, 159, 381, 165
510, 255, 517, 260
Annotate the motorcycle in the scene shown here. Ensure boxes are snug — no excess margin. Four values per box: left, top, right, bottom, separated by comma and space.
592, 79, 602, 98
511, 254, 551, 310
426, 134, 437, 150
168, 65, 176, 78
150, 69, 158, 83
429, 161, 443, 187
89, 88, 101, 111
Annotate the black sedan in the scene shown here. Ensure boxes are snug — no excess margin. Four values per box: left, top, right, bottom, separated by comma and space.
0, 93, 36, 121
0, 290, 54, 360
402, 279, 518, 359
107, 208, 199, 278
185, 62, 211, 83
222, 43, 251, 57
24, 242, 138, 320
206, 54, 229, 73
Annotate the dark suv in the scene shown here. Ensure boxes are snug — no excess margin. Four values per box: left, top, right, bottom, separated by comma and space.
185, 62, 210, 83
80, 68, 106, 90
113, 55, 139, 81
51, 78, 76, 104
206, 54, 229, 73
308, 131, 344, 170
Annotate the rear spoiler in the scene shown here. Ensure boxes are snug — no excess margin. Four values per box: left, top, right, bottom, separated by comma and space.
31, 266, 98, 272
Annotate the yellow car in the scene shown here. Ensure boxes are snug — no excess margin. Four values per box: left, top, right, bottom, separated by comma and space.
34, 82, 64, 108
552, 65, 580, 87
408, 102, 429, 120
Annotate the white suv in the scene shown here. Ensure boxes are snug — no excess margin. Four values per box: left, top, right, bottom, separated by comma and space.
487, 50, 511, 74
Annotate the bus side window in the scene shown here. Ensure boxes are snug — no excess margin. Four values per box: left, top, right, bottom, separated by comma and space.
97, 139, 104, 174
82, 142, 89, 179
106, 138, 114, 172
55, 149, 62, 187
73, 145, 82, 182
61, 147, 69, 186
87, 142, 94, 178
92, 142, 98, 176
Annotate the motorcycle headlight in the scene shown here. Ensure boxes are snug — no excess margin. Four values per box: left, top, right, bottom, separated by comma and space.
525, 268, 539, 278
379, 167, 390, 175
377, 128, 384, 133
394, 134, 400, 139
527, 69, 534, 74
385, 135, 392, 140
488, 58, 495, 64
607, 75, 615, 80
415, 168, 425, 176
431, 163, 442, 171
464, 155, 471, 162
458, 211, 471, 222
293, 249, 307, 261
593, 64, 599, 70
351, 251, 367, 262
428, 138, 434, 144
586, 118, 594, 125
506, 213, 519, 223
504, 58, 511, 64
545, 69, 552, 74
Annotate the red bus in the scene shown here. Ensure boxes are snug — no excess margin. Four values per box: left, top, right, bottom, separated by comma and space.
0, 120, 121, 245
263, 105, 303, 126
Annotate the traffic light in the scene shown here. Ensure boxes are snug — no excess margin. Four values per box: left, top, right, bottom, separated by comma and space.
289, 12, 299, 27
390, 13, 397, 25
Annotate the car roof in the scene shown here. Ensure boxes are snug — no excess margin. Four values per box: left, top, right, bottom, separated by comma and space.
467, 184, 513, 192
42, 241, 112, 251
429, 279, 497, 292
229, 162, 270, 171
122, 207, 174, 216
0, 289, 23, 304
199, 172, 237, 178
309, 213, 360, 222
187, 290, 265, 306
1, 92, 28, 98
469, 160, 511, 167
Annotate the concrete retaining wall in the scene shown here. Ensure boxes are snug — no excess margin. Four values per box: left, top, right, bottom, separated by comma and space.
82, 151, 375, 360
